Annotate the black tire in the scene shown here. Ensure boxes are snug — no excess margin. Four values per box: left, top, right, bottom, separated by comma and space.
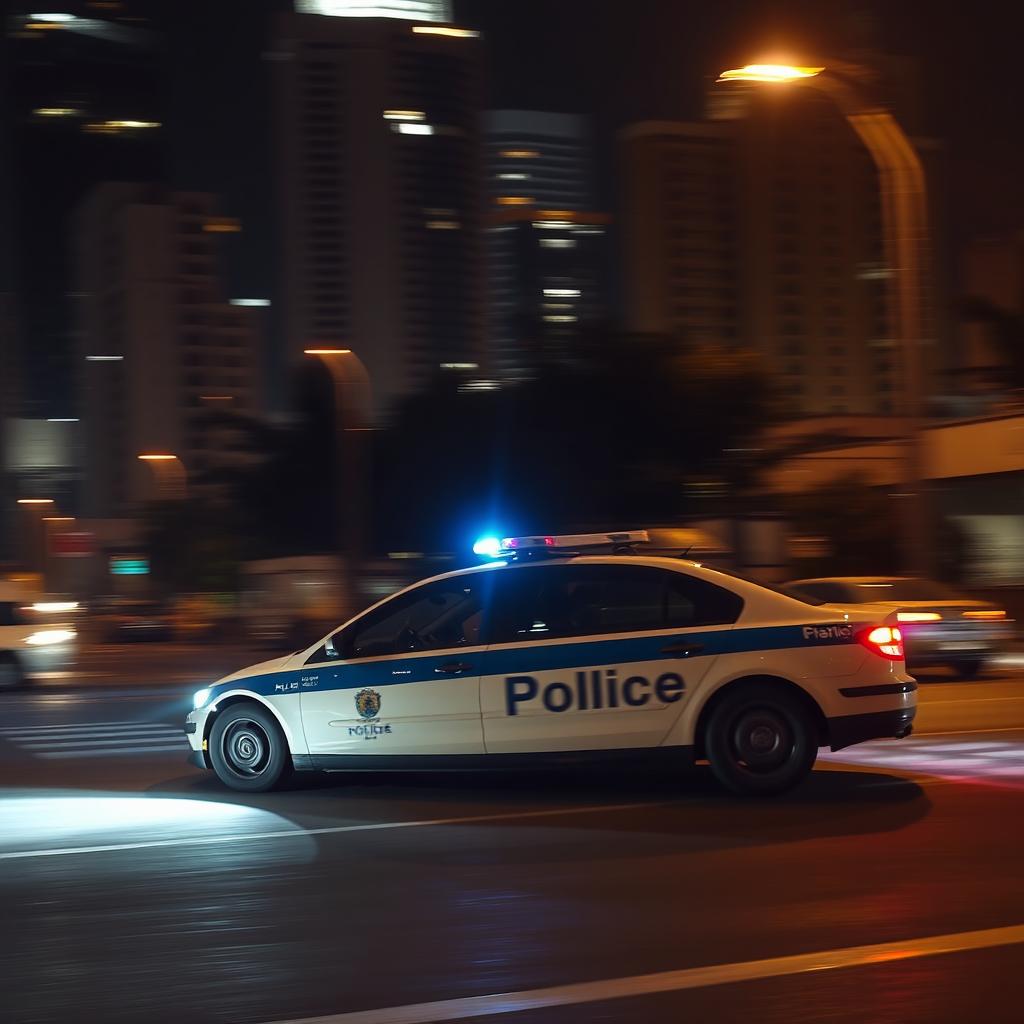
953, 658, 984, 680
703, 683, 818, 797
208, 703, 292, 792
0, 653, 25, 691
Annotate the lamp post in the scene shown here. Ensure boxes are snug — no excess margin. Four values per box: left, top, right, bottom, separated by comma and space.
304, 348, 372, 617
16, 499, 55, 582
137, 454, 187, 502
717, 62, 932, 576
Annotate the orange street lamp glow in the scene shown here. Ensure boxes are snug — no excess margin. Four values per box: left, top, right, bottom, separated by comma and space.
42, 516, 75, 522
138, 454, 178, 461
717, 64, 825, 83
305, 348, 352, 355
17, 498, 55, 505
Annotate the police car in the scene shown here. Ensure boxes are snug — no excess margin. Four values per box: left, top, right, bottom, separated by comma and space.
184, 532, 916, 797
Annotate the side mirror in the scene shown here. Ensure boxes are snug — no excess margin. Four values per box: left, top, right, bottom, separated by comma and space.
324, 635, 340, 659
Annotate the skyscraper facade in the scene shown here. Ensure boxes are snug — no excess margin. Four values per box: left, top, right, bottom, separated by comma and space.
74, 185, 263, 516
2, 6, 161, 419
621, 88, 947, 418
483, 110, 608, 382
275, 3, 483, 415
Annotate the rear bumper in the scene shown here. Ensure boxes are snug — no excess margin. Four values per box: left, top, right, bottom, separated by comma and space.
828, 706, 916, 751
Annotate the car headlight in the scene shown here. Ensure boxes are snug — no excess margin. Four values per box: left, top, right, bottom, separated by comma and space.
193, 688, 212, 710
24, 628, 77, 646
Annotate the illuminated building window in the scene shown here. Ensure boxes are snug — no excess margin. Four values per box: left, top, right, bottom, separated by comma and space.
203, 218, 241, 234
496, 196, 533, 206
499, 149, 539, 159
412, 25, 479, 38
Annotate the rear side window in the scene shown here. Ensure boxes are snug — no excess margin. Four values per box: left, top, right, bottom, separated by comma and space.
489, 564, 743, 644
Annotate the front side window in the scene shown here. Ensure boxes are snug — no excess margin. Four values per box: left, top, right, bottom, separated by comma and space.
489, 564, 743, 644
308, 573, 494, 664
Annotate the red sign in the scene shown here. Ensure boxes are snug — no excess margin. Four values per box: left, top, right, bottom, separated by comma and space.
49, 532, 97, 558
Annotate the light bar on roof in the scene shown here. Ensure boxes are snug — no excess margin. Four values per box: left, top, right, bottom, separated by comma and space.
502, 531, 650, 552
296, 0, 452, 21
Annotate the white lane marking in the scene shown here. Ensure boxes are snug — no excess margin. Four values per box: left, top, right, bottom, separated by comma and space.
0, 801, 668, 861
38, 744, 188, 759
14, 730, 180, 743
266, 923, 1024, 1024
924, 697, 1024, 705
916, 726, 1024, 737
909, 742, 1007, 753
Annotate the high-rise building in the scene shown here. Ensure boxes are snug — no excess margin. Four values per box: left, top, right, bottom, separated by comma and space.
2, 6, 161, 419
618, 121, 739, 347
483, 110, 608, 382
275, 2, 483, 415
74, 185, 263, 517
621, 88, 949, 418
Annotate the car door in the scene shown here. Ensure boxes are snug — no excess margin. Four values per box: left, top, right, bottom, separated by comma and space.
299, 571, 495, 763
480, 562, 741, 754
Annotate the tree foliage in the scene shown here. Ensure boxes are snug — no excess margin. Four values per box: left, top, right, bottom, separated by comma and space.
374, 333, 777, 551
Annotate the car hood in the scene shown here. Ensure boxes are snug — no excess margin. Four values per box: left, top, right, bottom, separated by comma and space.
217, 654, 295, 685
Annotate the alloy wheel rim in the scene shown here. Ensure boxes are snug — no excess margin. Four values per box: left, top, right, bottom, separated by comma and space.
730, 707, 794, 773
222, 719, 272, 777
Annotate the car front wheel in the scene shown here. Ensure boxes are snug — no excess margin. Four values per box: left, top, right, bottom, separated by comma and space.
208, 703, 292, 792
704, 683, 818, 797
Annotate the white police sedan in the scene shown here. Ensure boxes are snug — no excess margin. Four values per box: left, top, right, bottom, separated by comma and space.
184, 532, 916, 797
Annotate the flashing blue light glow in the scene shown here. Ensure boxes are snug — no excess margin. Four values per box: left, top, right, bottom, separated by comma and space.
473, 536, 503, 559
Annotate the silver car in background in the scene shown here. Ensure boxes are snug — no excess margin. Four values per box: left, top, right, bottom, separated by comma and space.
782, 576, 1014, 679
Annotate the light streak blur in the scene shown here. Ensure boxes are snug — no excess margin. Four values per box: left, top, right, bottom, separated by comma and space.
717, 64, 825, 83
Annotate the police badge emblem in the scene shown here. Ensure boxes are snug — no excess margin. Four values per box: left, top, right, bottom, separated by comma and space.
355, 688, 381, 721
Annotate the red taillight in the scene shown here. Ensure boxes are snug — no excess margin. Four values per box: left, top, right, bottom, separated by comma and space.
859, 625, 905, 660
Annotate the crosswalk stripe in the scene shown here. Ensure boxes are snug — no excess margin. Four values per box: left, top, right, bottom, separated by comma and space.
0, 721, 173, 734
4, 728, 178, 741
18, 735, 184, 750
38, 744, 189, 759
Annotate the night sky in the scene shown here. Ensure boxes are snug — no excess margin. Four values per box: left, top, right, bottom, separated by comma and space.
165, 0, 1024, 301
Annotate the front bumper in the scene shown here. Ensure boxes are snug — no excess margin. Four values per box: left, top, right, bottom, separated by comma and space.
828, 706, 916, 751
184, 709, 210, 768
186, 748, 208, 769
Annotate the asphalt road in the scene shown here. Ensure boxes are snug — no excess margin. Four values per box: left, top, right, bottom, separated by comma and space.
1, 646, 1022, 1024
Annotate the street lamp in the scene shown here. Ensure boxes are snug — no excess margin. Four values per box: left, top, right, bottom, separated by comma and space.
717, 60, 932, 576
304, 347, 372, 617
137, 454, 187, 501
16, 499, 55, 581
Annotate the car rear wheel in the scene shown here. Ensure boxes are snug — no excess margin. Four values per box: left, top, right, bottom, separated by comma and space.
953, 658, 984, 680
0, 653, 24, 691
209, 703, 292, 792
703, 683, 818, 797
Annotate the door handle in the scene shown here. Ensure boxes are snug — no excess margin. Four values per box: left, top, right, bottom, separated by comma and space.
660, 642, 704, 658
435, 662, 474, 675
